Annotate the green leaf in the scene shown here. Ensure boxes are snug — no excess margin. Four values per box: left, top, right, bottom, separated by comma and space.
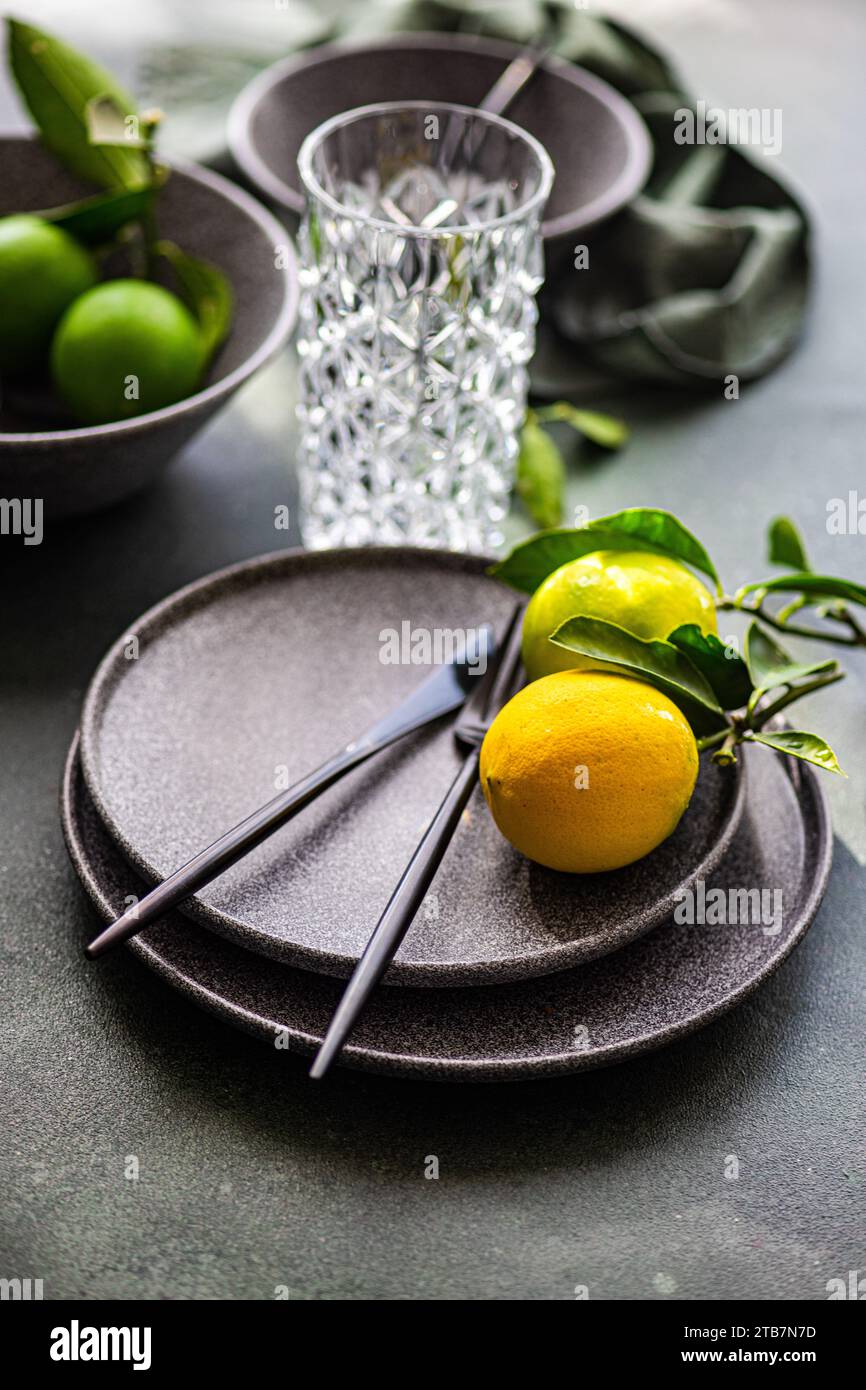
155, 240, 232, 365
749, 730, 846, 776
736, 572, 866, 609
535, 403, 630, 449
85, 93, 149, 148
551, 615, 727, 734
667, 624, 753, 710
308, 205, 322, 264
776, 595, 809, 623
492, 507, 720, 594
516, 420, 564, 529
744, 621, 837, 699
40, 184, 155, 244
768, 515, 810, 570
7, 19, 150, 190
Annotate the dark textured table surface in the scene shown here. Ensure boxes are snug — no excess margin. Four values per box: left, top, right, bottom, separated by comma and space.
1, 2, 864, 1300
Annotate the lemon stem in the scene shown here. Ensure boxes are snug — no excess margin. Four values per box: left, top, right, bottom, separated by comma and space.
697, 727, 732, 753
717, 595, 865, 647
750, 670, 845, 729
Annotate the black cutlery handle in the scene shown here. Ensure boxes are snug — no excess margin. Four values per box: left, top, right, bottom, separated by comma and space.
309, 751, 479, 1078
84, 739, 377, 959
84, 624, 498, 962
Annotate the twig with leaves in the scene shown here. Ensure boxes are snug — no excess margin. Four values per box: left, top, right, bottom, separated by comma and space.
494, 507, 858, 777
719, 515, 866, 649
516, 404, 629, 527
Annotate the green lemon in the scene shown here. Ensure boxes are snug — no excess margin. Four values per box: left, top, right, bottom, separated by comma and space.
522, 550, 718, 681
0, 214, 96, 376
51, 280, 203, 425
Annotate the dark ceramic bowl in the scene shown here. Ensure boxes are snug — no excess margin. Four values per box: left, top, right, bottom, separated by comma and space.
227, 32, 651, 274
0, 135, 299, 518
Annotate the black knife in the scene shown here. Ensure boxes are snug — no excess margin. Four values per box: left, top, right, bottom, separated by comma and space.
85, 624, 495, 959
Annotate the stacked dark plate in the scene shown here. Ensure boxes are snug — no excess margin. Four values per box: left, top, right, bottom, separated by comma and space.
62, 547, 832, 1080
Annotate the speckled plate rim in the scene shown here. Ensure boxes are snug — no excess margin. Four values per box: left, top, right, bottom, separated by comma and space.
62, 734, 833, 1081
76, 545, 746, 986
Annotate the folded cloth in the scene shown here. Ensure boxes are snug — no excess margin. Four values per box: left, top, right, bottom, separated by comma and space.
547, 92, 810, 385
344, 5, 811, 387
541, 17, 810, 387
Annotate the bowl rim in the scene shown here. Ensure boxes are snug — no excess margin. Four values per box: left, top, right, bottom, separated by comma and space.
227, 30, 652, 241
297, 99, 554, 238
0, 134, 300, 446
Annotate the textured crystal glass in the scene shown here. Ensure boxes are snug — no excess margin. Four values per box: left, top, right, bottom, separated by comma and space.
296, 102, 553, 552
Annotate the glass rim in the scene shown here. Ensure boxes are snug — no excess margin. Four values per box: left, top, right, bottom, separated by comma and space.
297, 100, 554, 238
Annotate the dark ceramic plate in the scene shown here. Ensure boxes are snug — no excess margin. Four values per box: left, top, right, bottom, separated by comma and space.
78, 548, 744, 986
63, 734, 831, 1081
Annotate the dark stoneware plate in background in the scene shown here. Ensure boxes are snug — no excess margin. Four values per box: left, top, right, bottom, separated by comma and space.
63, 735, 832, 1081
78, 549, 744, 986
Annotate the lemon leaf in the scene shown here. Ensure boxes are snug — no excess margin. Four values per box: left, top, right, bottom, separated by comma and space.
155, 240, 232, 366
535, 403, 629, 449
667, 624, 753, 710
768, 515, 810, 570
41, 184, 155, 244
748, 730, 846, 776
492, 508, 719, 594
744, 621, 837, 699
736, 572, 866, 608
85, 93, 149, 149
516, 420, 564, 529
7, 18, 149, 189
551, 615, 727, 734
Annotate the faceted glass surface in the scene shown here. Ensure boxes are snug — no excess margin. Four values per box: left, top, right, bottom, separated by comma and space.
296, 103, 551, 553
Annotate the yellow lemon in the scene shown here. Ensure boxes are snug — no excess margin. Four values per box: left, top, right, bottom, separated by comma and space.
521, 550, 718, 681
479, 670, 699, 873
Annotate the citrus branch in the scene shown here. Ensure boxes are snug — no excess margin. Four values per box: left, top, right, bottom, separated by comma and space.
717, 594, 865, 647
749, 670, 845, 728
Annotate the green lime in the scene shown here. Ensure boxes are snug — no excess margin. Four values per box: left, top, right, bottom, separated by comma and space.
51, 279, 203, 425
522, 550, 718, 681
0, 214, 96, 376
